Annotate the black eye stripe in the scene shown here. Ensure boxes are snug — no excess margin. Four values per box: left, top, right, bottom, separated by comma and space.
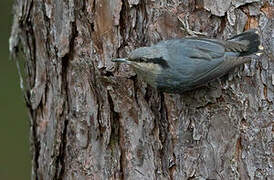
135, 58, 145, 62
130, 57, 169, 68
147, 57, 169, 69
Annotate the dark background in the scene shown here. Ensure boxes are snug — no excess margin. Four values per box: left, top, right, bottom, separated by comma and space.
0, 0, 30, 179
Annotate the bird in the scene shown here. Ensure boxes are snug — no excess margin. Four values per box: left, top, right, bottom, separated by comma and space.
112, 29, 263, 94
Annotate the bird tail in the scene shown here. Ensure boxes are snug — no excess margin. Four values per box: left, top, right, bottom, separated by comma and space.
226, 29, 262, 56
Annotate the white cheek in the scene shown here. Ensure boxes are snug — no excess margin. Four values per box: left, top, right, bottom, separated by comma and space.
138, 63, 162, 73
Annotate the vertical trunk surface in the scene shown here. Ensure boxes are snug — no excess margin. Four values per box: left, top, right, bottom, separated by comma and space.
10, 0, 273, 179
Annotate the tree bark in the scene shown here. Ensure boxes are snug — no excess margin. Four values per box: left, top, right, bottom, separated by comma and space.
10, 0, 273, 179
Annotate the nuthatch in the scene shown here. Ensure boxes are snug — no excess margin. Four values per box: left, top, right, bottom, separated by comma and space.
112, 30, 262, 94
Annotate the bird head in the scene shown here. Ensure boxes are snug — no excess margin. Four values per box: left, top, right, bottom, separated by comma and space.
112, 47, 169, 73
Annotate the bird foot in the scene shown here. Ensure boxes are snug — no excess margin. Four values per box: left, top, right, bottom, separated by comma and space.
178, 15, 208, 37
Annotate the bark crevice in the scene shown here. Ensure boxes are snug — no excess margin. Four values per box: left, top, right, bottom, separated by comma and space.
10, 0, 273, 179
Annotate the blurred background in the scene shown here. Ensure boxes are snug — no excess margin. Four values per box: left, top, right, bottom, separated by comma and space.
0, 0, 30, 179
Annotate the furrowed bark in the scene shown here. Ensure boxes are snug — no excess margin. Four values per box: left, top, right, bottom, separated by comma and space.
10, 0, 273, 179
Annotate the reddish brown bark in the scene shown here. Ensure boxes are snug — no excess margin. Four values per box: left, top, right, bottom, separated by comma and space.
10, 0, 273, 179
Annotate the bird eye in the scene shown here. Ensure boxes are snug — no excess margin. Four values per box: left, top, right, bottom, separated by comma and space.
135, 57, 146, 62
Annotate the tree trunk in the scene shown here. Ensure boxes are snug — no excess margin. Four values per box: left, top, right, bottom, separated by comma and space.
10, 0, 273, 179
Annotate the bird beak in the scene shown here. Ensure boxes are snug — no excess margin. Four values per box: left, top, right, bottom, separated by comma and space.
111, 58, 130, 64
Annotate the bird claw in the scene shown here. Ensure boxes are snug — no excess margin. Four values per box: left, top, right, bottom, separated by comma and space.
178, 15, 208, 37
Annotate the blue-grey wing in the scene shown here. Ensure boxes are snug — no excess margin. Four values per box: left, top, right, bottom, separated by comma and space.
161, 38, 228, 88
168, 38, 225, 61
